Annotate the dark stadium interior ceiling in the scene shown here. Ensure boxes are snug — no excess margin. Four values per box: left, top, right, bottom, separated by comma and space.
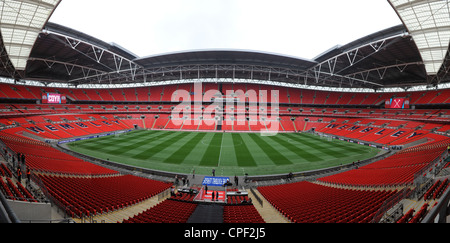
0, 0, 449, 91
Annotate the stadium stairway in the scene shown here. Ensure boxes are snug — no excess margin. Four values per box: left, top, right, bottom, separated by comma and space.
292, 121, 298, 132
187, 204, 223, 223
174, 175, 289, 223
248, 188, 290, 223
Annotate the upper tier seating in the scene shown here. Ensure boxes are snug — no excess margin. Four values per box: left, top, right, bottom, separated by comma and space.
1, 83, 450, 105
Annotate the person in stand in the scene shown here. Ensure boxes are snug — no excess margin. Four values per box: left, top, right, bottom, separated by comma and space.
212, 190, 215, 201
287, 172, 293, 181
170, 186, 175, 197
17, 167, 22, 183
216, 191, 219, 201
26, 168, 31, 184
205, 185, 208, 196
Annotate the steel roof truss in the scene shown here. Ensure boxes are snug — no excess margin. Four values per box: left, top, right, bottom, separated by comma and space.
65, 36, 80, 49
29, 57, 107, 79
47, 30, 143, 81
113, 55, 123, 73
91, 46, 104, 63
308, 33, 406, 87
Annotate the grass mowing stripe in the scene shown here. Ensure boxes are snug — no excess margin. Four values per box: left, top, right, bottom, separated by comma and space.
232, 133, 257, 167
131, 132, 191, 160
163, 132, 208, 164
199, 133, 222, 166
321, 140, 367, 153
284, 133, 348, 158
332, 142, 368, 153
301, 133, 368, 153
74, 130, 160, 152
265, 135, 322, 162
247, 133, 292, 165
107, 131, 175, 155
73, 130, 149, 150
220, 133, 237, 168
68, 130, 380, 176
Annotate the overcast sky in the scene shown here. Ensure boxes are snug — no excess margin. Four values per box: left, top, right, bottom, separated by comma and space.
49, 0, 402, 60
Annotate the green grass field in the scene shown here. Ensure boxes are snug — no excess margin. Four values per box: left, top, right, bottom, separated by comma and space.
67, 130, 381, 176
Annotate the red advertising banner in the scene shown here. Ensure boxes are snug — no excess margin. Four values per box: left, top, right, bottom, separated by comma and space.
385, 98, 409, 109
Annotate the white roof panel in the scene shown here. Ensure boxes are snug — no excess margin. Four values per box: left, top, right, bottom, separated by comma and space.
0, 0, 61, 71
389, 0, 450, 75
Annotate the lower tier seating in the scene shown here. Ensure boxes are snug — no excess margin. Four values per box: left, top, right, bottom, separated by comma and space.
223, 204, 265, 223
0, 175, 37, 202
122, 199, 197, 223
0, 132, 118, 176
317, 142, 448, 187
423, 178, 449, 201
258, 181, 397, 223
122, 199, 265, 223
38, 174, 172, 218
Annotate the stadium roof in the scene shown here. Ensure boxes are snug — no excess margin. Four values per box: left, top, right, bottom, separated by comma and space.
0, 0, 449, 91
389, 0, 450, 75
0, 0, 60, 70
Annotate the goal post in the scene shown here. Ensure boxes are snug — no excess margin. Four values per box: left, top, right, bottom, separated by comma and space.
317, 132, 333, 142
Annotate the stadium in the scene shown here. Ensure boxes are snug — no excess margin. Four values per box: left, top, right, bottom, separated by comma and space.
0, 0, 450, 227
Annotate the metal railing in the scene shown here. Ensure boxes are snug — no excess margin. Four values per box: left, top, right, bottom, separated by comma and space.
249, 187, 263, 208
370, 188, 412, 223
421, 185, 450, 223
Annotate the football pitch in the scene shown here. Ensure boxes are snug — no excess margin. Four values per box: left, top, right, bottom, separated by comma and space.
67, 130, 381, 176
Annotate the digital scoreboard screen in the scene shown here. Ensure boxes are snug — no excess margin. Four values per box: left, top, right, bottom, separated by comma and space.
42, 93, 66, 104
385, 98, 410, 109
